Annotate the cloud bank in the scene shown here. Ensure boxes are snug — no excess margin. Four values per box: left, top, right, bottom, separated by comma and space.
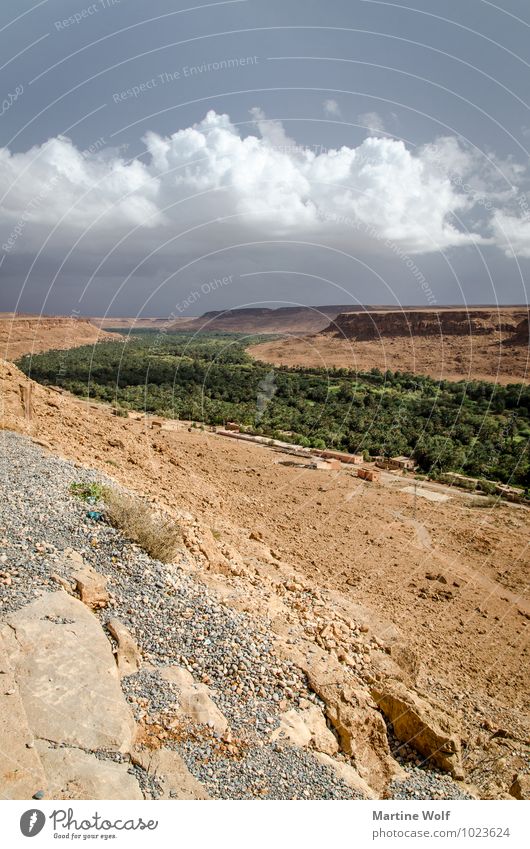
1, 109, 529, 276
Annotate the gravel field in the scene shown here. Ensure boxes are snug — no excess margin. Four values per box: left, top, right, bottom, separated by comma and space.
0, 430, 473, 800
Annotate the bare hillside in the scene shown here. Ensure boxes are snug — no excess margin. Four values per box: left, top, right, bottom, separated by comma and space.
0, 315, 120, 361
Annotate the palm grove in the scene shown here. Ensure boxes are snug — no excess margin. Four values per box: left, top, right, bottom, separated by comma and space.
18, 332, 530, 490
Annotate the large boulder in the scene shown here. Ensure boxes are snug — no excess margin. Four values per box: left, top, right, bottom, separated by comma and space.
1, 591, 136, 753
371, 681, 463, 778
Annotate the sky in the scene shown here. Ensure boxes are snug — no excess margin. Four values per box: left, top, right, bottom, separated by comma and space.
1, 0, 530, 317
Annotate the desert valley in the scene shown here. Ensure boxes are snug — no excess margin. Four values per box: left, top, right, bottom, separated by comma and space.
0, 308, 528, 803
2, 1, 529, 840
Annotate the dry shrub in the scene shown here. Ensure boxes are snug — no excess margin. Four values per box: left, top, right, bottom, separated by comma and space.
101, 486, 181, 563
468, 494, 501, 509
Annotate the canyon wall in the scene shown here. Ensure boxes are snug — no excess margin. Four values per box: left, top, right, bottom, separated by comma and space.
322, 309, 530, 343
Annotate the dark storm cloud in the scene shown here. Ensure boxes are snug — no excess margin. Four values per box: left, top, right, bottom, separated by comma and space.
1, 0, 529, 315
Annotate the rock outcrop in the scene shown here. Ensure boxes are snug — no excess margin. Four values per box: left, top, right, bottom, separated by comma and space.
302, 655, 400, 793
322, 308, 530, 343
371, 681, 463, 779
0, 591, 209, 800
160, 666, 229, 736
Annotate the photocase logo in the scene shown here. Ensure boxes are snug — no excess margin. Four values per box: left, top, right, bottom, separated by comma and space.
20, 810, 46, 837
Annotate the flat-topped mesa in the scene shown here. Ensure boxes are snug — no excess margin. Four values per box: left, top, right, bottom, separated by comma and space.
169, 304, 359, 334
1, 316, 93, 331
322, 309, 530, 343
0, 315, 120, 360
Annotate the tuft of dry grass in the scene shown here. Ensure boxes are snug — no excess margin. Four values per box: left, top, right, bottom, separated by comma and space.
101, 486, 181, 563
468, 494, 501, 509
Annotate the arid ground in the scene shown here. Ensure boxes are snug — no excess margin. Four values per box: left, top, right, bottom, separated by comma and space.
1, 315, 528, 798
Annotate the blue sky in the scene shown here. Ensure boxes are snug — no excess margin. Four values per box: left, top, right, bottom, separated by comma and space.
1, 0, 530, 316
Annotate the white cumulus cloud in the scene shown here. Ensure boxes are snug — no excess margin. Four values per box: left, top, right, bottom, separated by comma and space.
491, 210, 530, 258
0, 109, 528, 270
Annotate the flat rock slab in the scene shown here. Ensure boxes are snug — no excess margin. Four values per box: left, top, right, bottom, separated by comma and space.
36, 742, 143, 800
132, 748, 209, 800
1, 591, 136, 753
313, 752, 376, 799
0, 634, 46, 800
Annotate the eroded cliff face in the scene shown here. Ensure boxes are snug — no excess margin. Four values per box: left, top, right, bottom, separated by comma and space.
507, 315, 530, 346
322, 309, 530, 343
0, 316, 120, 360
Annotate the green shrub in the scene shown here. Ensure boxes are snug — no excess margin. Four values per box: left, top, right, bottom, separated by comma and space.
477, 478, 497, 495
70, 482, 105, 501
